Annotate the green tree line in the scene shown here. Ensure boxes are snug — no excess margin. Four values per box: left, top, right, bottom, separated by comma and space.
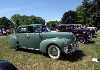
0, 14, 45, 29
76, 0, 100, 26
0, 0, 100, 29
61, 0, 100, 27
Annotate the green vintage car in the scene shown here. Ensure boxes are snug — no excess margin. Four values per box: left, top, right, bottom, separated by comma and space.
9, 24, 79, 59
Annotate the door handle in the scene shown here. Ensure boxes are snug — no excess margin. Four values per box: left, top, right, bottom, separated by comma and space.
26, 35, 30, 39
26, 35, 29, 37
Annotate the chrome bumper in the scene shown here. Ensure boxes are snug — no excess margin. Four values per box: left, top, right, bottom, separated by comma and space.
64, 42, 79, 54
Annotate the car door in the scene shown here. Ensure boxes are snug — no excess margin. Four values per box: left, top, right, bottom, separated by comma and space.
26, 26, 42, 49
17, 27, 27, 48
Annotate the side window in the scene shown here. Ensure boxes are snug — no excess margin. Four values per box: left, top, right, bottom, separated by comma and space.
42, 26, 51, 32
27, 26, 34, 33
58, 26, 66, 31
18, 27, 27, 33
34, 25, 42, 33
66, 26, 69, 30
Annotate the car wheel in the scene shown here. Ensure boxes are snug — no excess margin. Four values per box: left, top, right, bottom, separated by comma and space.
48, 45, 61, 59
12, 43, 19, 51
77, 37, 85, 43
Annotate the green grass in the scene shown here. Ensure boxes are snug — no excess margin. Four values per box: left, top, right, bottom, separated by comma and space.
0, 32, 100, 70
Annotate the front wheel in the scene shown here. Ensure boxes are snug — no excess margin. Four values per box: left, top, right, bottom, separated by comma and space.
77, 37, 86, 44
48, 45, 61, 59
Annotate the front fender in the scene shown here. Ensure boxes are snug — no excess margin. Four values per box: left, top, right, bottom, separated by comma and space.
40, 38, 70, 53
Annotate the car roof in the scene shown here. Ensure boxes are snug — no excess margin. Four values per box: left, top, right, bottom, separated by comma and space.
73, 28, 89, 31
19, 24, 42, 27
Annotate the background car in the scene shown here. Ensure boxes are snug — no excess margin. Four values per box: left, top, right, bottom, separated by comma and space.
54, 24, 92, 43
86, 27, 97, 35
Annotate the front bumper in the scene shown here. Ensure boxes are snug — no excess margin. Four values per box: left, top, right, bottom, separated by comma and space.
86, 33, 92, 41
64, 42, 79, 54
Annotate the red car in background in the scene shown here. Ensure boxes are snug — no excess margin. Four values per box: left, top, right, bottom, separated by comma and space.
54, 24, 92, 43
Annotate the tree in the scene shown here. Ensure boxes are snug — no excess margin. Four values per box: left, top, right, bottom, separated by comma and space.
47, 21, 59, 30
11, 14, 45, 27
29, 16, 45, 25
81, 0, 90, 25
93, 0, 100, 11
0, 17, 13, 29
76, 0, 100, 26
61, 10, 78, 24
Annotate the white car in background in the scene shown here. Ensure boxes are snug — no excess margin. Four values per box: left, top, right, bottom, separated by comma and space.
87, 27, 97, 35
87, 27, 97, 31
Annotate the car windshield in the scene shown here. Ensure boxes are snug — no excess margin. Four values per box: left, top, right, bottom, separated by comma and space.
34, 25, 51, 32
42, 25, 51, 32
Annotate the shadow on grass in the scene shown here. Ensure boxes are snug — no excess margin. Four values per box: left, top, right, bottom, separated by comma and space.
59, 50, 85, 62
16, 48, 85, 62
95, 33, 97, 35
84, 40, 95, 44
92, 35, 97, 38
17, 48, 42, 54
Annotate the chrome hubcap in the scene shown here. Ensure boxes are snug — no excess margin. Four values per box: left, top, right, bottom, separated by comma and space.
79, 38, 84, 43
50, 47, 58, 56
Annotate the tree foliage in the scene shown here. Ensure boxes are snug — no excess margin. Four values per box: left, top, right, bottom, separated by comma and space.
61, 10, 78, 24
11, 14, 45, 27
0, 17, 14, 29
76, 0, 100, 26
47, 21, 59, 30
61, 0, 100, 26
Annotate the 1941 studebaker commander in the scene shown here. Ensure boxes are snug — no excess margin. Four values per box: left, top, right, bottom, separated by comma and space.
9, 24, 79, 59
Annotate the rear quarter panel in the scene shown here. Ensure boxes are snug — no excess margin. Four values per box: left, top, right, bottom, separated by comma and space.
9, 34, 18, 47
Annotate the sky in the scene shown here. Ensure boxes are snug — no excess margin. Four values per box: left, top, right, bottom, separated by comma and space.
0, 0, 82, 22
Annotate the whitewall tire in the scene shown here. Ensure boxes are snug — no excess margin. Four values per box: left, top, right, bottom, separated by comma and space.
48, 45, 61, 59
77, 37, 85, 43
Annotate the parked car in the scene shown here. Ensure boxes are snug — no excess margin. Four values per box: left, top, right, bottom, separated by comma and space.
9, 24, 79, 59
54, 24, 92, 43
0, 60, 17, 70
86, 27, 97, 35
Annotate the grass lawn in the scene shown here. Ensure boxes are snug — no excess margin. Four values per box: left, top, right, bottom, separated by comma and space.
0, 32, 100, 70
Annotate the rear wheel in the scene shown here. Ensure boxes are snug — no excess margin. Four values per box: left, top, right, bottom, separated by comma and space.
12, 46, 19, 51
48, 45, 61, 59
77, 37, 85, 43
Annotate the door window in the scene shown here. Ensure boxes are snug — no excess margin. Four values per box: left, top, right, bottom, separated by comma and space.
34, 25, 42, 33
18, 27, 27, 33
27, 26, 34, 33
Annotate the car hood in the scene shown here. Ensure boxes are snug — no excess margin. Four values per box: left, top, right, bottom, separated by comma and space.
42, 32, 76, 42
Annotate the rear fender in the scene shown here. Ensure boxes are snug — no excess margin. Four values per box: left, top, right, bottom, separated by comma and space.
9, 35, 18, 47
